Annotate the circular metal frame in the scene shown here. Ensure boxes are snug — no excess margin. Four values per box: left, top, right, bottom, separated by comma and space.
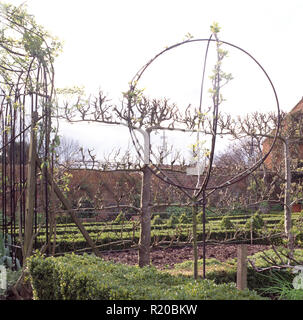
127, 37, 281, 202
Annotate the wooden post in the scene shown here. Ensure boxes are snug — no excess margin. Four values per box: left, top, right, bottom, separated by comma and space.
138, 128, 151, 268
202, 191, 206, 279
138, 165, 151, 267
192, 201, 198, 279
24, 111, 38, 259
237, 244, 247, 290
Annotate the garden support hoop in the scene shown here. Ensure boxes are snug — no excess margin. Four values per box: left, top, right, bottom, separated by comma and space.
126, 33, 281, 278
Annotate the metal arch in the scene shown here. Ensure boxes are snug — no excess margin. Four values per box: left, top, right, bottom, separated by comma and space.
0, 7, 56, 267
127, 37, 281, 201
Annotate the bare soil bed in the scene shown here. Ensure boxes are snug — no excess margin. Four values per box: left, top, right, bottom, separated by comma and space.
101, 244, 271, 269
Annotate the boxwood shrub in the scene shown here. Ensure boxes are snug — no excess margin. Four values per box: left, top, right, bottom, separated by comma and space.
174, 248, 303, 298
220, 216, 234, 229
27, 252, 265, 300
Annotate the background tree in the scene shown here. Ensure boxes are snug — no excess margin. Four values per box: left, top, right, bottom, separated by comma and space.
54, 136, 83, 166
58, 92, 188, 267
217, 109, 303, 254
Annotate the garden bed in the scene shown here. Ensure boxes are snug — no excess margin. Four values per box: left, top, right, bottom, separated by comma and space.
100, 244, 271, 269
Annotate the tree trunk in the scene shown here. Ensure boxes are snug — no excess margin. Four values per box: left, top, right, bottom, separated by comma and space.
138, 165, 152, 267
283, 139, 294, 255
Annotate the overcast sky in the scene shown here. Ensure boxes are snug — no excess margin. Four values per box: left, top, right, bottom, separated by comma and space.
6, 0, 303, 159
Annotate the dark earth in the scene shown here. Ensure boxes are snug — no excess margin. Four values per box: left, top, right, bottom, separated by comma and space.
101, 244, 271, 269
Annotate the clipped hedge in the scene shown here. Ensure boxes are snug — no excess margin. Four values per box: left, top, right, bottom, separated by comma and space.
28, 252, 265, 300
220, 216, 234, 229
174, 248, 303, 297
15, 211, 303, 255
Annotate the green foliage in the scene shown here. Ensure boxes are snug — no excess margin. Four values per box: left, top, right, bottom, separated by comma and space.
250, 248, 303, 268
196, 211, 208, 224
56, 214, 74, 224
166, 206, 191, 217
28, 252, 264, 300
114, 211, 126, 224
0, 268, 22, 297
12, 211, 302, 256
0, 3, 62, 65
220, 216, 234, 229
257, 270, 303, 300
245, 211, 265, 230
208, 21, 233, 106
175, 257, 222, 270
0, 232, 22, 297
0, 233, 21, 270
151, 214, 164, 225
259, 201, 270, 214
77, 197, 96, 218
182, 32, 194, 41
173, 248, 303, 298
166, 214, 179, 227
225, 248, 303, 296
210, 21, 221, 34
58, 171, 73, 194
17, 211, 298, 255
270, 204, 284, 212
179, 212, 190, 224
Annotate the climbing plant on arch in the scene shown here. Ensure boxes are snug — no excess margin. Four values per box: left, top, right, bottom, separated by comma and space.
0, 2, 100, 283
125, 24, 281, 278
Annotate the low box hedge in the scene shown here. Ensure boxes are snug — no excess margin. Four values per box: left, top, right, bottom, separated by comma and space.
173, 248, 303, 297
27, 252, 265, 300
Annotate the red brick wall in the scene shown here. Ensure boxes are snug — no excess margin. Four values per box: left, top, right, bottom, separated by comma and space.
262, 97, 303, 170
